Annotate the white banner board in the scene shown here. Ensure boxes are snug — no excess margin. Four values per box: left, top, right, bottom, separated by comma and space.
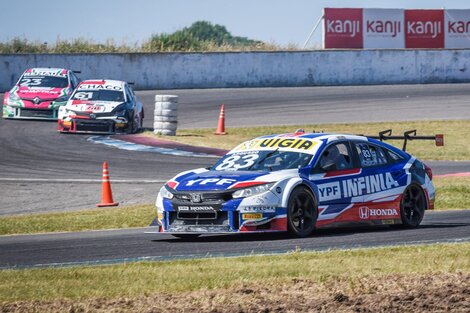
363, 9, 405, 49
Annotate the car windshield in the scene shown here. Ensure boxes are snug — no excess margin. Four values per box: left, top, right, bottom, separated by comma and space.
71, 90, 125, 102
19, 75, 68, 88
211, 150, 313, 172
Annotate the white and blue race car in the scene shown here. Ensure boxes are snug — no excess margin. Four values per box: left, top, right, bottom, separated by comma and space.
155, 130, 442, 238
58, 79, 143, 134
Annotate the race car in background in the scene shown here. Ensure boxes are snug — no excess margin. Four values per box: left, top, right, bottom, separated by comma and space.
155, 130, 443, 238
58, 79, 144, 134
3, 68, 80, 120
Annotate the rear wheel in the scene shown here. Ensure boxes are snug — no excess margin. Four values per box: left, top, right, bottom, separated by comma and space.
399, 184, 426, 228
287, 186, 318, 237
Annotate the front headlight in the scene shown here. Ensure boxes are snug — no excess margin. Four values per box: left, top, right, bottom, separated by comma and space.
159, 185, 174, 199
9, 93, 20, 101
232, 183, 274, 199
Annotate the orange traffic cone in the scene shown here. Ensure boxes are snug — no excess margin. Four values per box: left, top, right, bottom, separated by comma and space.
97, 161, 119, 207
214, 104, 227, 135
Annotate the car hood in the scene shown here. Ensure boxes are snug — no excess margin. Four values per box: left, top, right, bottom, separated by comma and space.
173, 169, 271, 191
15, 86, 68, 99
65, 100, 124, 113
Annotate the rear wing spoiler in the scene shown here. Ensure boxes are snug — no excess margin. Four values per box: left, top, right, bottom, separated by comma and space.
362, 129, 444, 151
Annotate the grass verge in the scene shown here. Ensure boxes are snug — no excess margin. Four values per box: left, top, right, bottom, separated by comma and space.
147, 120, 470, 161
0, 204, 155, 236
0, 243, 468, 303
0, 177, 468, 236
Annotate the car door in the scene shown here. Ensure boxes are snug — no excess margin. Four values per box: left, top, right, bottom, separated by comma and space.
309, 141, 363, 225
352, 141, 403, 223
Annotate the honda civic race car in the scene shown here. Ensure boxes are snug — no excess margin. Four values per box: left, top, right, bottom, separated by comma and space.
155, 130, 443, 238
3, 68, 80, 120
58, 79, 144, 134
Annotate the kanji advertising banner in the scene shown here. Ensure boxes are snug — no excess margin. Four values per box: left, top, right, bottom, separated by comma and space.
323, 8, 470, 49
363, 9, 404, 49
323, 8, 363, 48
405, 10, 444, 48
445, 9, 470, 48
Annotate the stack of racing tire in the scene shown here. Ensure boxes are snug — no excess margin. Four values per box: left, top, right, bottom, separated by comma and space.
154, 95, 178, 136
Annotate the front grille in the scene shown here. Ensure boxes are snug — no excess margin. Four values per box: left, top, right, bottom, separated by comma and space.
75, 120, 114, 132
168, 211, 230, 232
177, 211, 218, 220
173, 191, 233, 204
20, 108, 54, 118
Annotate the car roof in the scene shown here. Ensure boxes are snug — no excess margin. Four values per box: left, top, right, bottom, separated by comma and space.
77, 79, 126, 91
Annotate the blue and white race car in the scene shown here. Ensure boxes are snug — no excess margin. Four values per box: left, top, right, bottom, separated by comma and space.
155, 130, 442, 238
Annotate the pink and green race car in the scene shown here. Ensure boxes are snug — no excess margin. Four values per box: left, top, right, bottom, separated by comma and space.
3, 67, 81, 120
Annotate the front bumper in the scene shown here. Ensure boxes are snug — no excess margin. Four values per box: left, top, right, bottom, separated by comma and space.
156, 189, 287, 234
3, 105, 59, 120
58, 117, 130, 134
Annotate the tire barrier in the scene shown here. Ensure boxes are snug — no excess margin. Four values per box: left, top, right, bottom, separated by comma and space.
154, 95, 178, 136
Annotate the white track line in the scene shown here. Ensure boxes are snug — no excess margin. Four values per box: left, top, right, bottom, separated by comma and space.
0, 178, 166, 183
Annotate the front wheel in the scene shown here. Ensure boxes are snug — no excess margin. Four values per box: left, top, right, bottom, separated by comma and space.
287, 186, 318, 237
399, 184, 426, 228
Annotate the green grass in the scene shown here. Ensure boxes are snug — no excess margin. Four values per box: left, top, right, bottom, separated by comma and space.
0, 243, 468, 302
0, 204, 155, 235
148, 120, 470, 161
0, 177, 467, 235
434, 177, 470, 210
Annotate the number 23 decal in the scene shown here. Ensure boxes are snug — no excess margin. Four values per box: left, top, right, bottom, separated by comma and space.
20, 78, 43, 86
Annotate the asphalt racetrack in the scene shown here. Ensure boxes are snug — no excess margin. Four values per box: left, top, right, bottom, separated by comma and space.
1, 210, 469, 268
1, 84, 470, 267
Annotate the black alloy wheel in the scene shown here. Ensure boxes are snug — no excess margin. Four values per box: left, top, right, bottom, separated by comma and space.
287, 186, 318, 237
399, 184, 426, 228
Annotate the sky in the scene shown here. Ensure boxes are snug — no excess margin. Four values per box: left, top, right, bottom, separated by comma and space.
1, 0, 469, 48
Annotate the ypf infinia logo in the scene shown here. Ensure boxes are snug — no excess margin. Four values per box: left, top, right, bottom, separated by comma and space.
190, 193, 202, 203
33, 97, 41, 105
359, 206, 369, 219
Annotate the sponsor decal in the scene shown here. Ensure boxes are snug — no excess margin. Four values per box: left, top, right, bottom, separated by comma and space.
78, 84, 122, 91
177, 205, 215, 212
185, 178, 237, 186
316, 172, 399, 201
242, 213, 263, 220
235, 138, 317, 152
405, 10, 444, 48
359, 206, 399, 219
342, 172, 399, 197
24, 70, 67, 77
323, 8, 363, 48
240, 206, 276, 213
318, 181, 341, 201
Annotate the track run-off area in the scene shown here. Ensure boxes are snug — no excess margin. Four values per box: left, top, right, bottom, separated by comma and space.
1, 83, 470, 268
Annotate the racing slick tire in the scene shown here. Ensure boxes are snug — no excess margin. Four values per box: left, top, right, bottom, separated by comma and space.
172, 234, 201, 239
128, 111, 143, 134
398, 184, 426, 228
287, 186, 318, 238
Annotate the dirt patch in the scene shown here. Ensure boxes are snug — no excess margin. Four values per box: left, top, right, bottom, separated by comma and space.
1, 272, 469, 312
